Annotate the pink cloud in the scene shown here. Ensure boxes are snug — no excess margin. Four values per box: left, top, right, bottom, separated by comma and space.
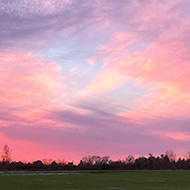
84, 39, 190, 121
0, 51, 67, 122
0, 0, 190, 161
151, 130, 190, 142
123, 41, 190, 121
87, 58, 95, 67
82, 0, 190, 121
82, 33, 136, 95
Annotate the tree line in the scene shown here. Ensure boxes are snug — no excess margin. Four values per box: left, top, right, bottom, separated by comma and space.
1, 145, 190, 170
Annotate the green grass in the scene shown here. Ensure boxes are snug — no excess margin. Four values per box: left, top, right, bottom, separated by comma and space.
0, 170, 190, 190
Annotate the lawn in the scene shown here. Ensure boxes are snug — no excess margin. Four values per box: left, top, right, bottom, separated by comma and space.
0, 170, 190, 190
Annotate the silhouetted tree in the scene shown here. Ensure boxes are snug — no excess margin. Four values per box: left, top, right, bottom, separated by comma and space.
186, 151, 190, 160
82, 155, 103, 165
1, 146, 190, 171
101, 156, 110, 164
42, 158, 53, 165
165, 150, 176, 162
1, 144, 12, 163
148, 153, 155, 169
82, 155, 93, 165
57, 159, 66, 165
126, 155, 135, 164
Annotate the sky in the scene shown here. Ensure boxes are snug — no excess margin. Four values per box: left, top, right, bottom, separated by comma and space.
0, 0, 190, 163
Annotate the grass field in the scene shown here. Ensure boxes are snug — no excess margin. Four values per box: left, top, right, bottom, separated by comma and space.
0, 170, 190, 190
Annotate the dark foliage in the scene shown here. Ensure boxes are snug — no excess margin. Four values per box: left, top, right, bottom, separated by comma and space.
0, 145, 190, 170
0, 154, 190, 171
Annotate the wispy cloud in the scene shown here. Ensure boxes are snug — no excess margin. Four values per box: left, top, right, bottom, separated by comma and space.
0, 0, 190, 161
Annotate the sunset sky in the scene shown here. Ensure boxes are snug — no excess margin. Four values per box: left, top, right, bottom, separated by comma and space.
0, 0, 190, 163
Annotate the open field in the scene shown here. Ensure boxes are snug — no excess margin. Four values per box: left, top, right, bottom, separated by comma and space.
0, 170, 190, 190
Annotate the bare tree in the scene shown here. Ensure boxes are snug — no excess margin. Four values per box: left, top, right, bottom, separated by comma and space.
92, 155, 101, 165
82, 155, 110, 165
82, 155, 93, 165
1, 144, 12, 163
186, 151, 190, 160
42, 158, 53, 165
126, 155, 135, 164
101, 156, 110, 164
57, 159, 66, 165
165, 150, 176, 162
